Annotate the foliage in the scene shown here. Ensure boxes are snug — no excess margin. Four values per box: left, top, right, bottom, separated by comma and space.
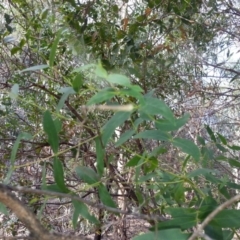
0, 0, 240, 239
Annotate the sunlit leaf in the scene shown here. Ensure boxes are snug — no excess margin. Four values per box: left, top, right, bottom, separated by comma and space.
95, 61, 108, 78
9, 84, 19, 100
20, 64, 49, 72
106, 74, 131, 87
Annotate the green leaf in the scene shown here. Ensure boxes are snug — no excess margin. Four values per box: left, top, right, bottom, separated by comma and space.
87, 88, 116, 105
156, 208, 197, 230
223, 230, 234, 240
72, 200, 99, 228
217, 133, 227, 145
40, 8, 49, 19
49, 30, 62, 67
53, 118, 62, 133
95, 61, 108, 78
134, 130, 171, 141
204, 224, 223, 240
4, 132, 32, 184
211, 209, 240, 228
98, 184, 117, 208
144, 156, 158, 173
197, 136, 205, 145
11, 46, 21, 55
188, 168, 219, 178
139, 97, 175, 121
95, 137, 105, 176
75, 166, 100, 185
9, 84, 19, 100
43, 111, 59, 154
53, 157, 69, 193
57, 87, 75, 112
0, 203, 8, 215
132, 229, 189, 240
206, 125, 216, 142
126, 155, 141, 167
227, 145, 240, 150
72, 72, 83, 92
173, 182, 185, 202
228, 159, 240, 168
120, 88, 144, 103
106, 74, 131, 87
216, 143, 227, 152
115, 129, 135, 147
20, 64, 49, 72
102, 111, 132, 146
155, 113, 190, 131
172, 138, 200, 161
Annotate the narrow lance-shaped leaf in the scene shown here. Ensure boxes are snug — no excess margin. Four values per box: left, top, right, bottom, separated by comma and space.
72, 72, 83, 92
102, 111, 132, 146
206, 125, 216, 142
139, 97, 175, 121
98, 184, 117, 208
56, 87, 75, 112
95, 61, 108, 78
95, 137, 105, 176
87, 88, 117, 105
4, 132, 32, 184
20, 64, 49, 73
75, 166, 100, 185
43, 111, 59, 154
134, 130, 171, 141
9, 84, 19, 100
172, 138, 200, 162
53, 157, 69, 193
49, 30, 62, 67
106, 74, 131, 87
72, 200, 99, 228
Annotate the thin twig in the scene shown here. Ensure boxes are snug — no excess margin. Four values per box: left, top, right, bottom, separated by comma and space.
188, 194, 240, 240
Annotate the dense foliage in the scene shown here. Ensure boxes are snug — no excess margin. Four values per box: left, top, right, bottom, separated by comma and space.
0, 0, 240, 239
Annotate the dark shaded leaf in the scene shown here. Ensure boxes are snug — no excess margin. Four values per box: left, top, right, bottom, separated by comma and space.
75, 166, 100, 185
172, 138, 200, 161
43, 111, 59, 154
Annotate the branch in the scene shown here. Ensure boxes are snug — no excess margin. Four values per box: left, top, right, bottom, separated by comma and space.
0, 184, 91, 240
0, 184, 167, 223
188, 194, 240, 240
